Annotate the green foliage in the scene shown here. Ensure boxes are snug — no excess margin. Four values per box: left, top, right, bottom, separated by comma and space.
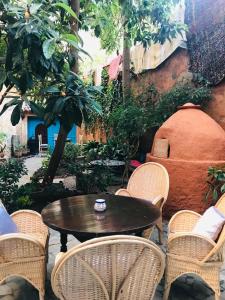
0, 39, 6, 57
0, 132, 6, 152
108, 100, 147, 162
206, 166, 225, 204
109, 101, 147, 143
0, 0, 102, 131
16, 195, 32, 209
10, 181, 78, 212
41, 148, 51, 170
0, 159, 27, 208
42, 72, 102, 131
151, 84, 211, 126
83, 0, 122, 53
68, 161, 111, 193
63, 143, 81, 162
85, 68, 122, 135
83, 0, 186, 54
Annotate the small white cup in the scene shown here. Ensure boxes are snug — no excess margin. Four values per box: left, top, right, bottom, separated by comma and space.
94, 199, 107, 212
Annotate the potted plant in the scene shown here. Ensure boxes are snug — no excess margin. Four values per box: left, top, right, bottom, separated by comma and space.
22, 145, 28, 156
14, 145, 23, 158
0, 132, 7, 158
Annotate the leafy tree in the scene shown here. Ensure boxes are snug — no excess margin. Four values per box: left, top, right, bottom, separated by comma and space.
82, 0, 186, 99
0, 0, 101, 184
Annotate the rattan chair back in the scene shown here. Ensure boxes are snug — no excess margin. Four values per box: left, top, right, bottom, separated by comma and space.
206, 193, 225, 261
51, 236, 165, 300
127, 162, 169, 202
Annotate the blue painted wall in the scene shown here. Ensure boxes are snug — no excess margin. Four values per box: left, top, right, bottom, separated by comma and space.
27, 117, 76, 151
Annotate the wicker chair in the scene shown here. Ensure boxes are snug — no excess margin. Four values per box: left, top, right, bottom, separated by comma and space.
51, 235, 165, 300
164, 194, 225, 300
115, 162, 169, 243
0, 210, 49, 300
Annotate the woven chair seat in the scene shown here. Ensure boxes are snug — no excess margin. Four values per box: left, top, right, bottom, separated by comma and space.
0, 210, 49, 300
164, 194, 225, 300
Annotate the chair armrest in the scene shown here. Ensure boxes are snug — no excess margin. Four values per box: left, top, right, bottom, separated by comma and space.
11, 210, 49, 237
151, 195, 164, 209
0, 233, 45, 263
115, 189, 131, 197
168, 210, 201, 235
168, 233, 216, 263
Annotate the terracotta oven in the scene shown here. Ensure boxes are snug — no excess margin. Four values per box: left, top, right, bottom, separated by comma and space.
146, 103, 225, 218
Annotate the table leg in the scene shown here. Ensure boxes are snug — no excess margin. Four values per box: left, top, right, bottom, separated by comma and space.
60, 233, 68, 252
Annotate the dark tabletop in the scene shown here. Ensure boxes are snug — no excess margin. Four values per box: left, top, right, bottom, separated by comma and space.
41, 193, 161, 239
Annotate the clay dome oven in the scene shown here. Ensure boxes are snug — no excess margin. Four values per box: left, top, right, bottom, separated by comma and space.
147, 103, 225, 217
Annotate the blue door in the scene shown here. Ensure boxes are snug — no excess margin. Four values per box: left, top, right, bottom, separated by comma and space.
27, 117, 76, 152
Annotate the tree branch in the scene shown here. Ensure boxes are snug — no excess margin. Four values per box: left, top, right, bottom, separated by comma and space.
0, 84, 14, 105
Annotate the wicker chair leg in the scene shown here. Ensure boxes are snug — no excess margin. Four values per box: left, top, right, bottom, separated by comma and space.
163, 284, 171, 300
156, 216, 163, 244
39, 291, 44, 300
215, 293, 220, 300
142, 227, 154, 240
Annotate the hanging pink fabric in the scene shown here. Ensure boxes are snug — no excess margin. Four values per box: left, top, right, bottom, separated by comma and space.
108, 55, 122, 80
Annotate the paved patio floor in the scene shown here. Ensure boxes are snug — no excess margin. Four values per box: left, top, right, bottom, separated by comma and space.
1, 224, 225, 300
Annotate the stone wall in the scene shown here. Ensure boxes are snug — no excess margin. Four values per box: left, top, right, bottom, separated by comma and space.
131, 48, 190, 96
131, 46, 225, 132
205, 82, 225, 131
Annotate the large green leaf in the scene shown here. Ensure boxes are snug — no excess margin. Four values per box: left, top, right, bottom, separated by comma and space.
18, 70, 33, 95
42, 86, 60, 94
53, 97, 70, 114
11, 104, 21, 126
0, 98, 20, 116
30, 3, 42, 14
61, 33, 79, 43
42, 39, 56, 59
28, 101, 44, 118
221, 183, 225, 194
54, 2, 80, 22
91, 100, 102, 114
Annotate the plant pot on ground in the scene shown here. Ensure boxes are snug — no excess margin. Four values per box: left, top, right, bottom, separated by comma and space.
22, 145, 28, 156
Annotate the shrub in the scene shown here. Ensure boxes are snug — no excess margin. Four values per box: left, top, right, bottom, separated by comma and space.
68, 161, 111, 193
63, 143, 81, 162
41, 148, 51, 170
206, 166, 225, 204
109, 101, 147, 163
146, 84, 211, 127
0, 159, 27, 209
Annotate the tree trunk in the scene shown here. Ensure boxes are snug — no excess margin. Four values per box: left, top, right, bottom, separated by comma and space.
121, 0, 131, 102
70, 0, 80, 74
43, 0, 80, 184
43, 124, 68, 184
122, 29, 131, 101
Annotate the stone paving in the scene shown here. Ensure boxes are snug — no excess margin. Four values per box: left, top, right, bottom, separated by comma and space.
18, 156, 44, 186
1, 224, 225, 300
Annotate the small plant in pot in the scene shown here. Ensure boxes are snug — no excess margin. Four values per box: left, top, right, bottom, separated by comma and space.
0, 132, 7, 158
14, 145, 23, 158
22, 145, 28, 156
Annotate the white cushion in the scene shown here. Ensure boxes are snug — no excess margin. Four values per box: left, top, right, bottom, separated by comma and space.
192, 206, 225, 241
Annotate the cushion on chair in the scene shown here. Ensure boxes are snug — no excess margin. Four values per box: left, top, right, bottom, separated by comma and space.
0, 207, 18, 235
192, 206, 225, 241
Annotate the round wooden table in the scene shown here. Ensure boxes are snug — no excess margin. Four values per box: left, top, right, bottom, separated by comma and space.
41, 193, 161, 252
